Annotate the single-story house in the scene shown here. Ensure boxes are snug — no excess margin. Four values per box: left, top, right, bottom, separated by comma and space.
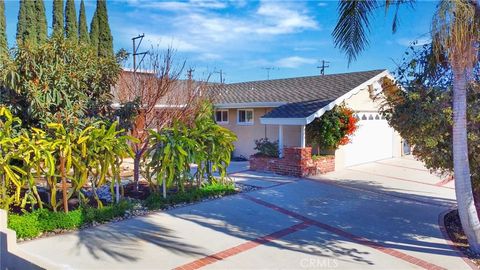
211, 69, 403, 170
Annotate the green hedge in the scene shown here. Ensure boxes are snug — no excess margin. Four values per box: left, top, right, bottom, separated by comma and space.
83, 201, 132, 223
145, 182, 236, 210
8, 201, 132, 239
8, 183, 236, 239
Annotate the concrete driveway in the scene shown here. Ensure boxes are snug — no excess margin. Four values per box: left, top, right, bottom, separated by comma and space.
20, 157, 472, 270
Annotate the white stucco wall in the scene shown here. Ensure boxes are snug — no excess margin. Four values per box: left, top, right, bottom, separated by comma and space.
217, 108, 301, 158
334, 86, 403, 169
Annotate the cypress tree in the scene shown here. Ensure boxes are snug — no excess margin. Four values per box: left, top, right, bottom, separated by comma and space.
34, 0, 47, 44
78, 0, 89, 43
93, 0, 113, 57
52, 0, 64, 37
65, 0, 77, 41
0, 0, 7, 56
16, 0, 27, 43
16, 0, 36, 45
89, 8, 99, 56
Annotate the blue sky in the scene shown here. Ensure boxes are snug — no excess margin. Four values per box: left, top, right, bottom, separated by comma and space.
4, 0, 437, 83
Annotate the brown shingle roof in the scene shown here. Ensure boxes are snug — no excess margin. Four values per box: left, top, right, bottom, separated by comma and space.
211, 69, 386, 118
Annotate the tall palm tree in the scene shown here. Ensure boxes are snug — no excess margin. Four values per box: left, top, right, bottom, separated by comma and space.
333, 0, 480, 252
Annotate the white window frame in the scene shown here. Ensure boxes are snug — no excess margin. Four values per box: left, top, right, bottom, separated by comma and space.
237, 109, 254, 126
215, 109, 229, 124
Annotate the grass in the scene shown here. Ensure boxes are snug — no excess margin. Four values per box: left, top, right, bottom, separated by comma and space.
8, 182, 237, 239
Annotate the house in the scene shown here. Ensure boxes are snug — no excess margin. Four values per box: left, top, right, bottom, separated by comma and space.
210, 69, 403, 170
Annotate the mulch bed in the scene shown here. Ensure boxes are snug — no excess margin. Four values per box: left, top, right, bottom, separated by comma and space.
444, 209, 480, 268
123, 181, 152, 200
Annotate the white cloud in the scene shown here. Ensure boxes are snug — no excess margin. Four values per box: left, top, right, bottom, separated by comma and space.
197, 52, 222, 60
120, 0, 321, 66
127, 0, 227, 11
275, 56, 316, 68
255, 1, 319, 34
155, 36, 200, 52
119, 29, 200, 52
190, 0, 228, 9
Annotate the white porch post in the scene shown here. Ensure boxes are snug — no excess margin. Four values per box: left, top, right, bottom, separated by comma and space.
278, 125, 284, 158
300, 125, 306, 148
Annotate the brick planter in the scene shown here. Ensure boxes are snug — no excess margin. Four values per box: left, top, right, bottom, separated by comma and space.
249, 147, 335, 177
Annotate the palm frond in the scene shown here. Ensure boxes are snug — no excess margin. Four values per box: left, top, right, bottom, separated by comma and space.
431, 0, 479, 69
333, 0, 379, 64
333, 0, 415, 64
388, 0, 415, 33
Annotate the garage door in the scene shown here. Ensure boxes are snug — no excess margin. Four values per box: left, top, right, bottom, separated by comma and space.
343, 112, 394, 167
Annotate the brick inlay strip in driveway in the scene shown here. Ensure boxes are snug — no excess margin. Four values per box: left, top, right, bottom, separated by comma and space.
242, 194, 448, 270
374, 161, 429, 172
173, 221, 312, 270
173, 193, 448, 270
303, 177, 451, 208
347, 169, 455, 190
435, 176, 454, 187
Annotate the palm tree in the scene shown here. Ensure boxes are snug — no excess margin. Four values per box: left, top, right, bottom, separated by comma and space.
333, 0, 480, 252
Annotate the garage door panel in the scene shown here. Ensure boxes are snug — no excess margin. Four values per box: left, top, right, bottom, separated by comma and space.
343, 113, 394, 167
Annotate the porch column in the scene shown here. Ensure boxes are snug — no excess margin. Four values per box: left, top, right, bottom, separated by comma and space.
278, 125, 283, 158
300, 125, 306, 148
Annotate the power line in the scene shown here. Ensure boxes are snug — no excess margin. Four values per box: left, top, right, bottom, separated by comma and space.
214, 69, 226, 83
132, 34, 148, 73
261, 67, 278, 80
317, 60, 330, 75
187, 67, 195, 80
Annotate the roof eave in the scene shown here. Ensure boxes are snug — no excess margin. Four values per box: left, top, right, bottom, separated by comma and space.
214, 102, 287, 109
260, 70, 391, 126
260, 117, 308, 125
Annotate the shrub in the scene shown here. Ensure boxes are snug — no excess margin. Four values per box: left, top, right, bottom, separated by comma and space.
8, 200, 132, 239
145, 102, 237, 192
145, 182, 236, 210
82, 200, 131, 223
8, 212, 41, 239
37, 209, 84, 232
306, 105, 358, 151
0, 106, 134, 213
253, 138, 279, 158
1, 37, 120, 128
8, 209, 84, 239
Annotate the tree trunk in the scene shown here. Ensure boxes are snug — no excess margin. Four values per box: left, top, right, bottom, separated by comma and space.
60, 155, 68, 213
133, 151, 141, 192
452, 67, 480, 252
162, 178, 166, 199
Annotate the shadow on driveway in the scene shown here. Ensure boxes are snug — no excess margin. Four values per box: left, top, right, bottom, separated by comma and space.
51, 215, 210, 264
167, 175, 461, 268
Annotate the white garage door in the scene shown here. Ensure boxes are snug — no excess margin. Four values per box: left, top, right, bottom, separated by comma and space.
343, 112, 394, 167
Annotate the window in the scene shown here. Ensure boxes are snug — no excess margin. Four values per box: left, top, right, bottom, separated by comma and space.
237, 109, 254, 125
215, 110, 229, 124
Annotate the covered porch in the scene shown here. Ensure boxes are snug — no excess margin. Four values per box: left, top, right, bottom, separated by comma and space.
252, 100, 338, 177
260, 99, 335, 158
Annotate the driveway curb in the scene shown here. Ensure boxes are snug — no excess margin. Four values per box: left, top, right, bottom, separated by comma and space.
437, 208, 478, 270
